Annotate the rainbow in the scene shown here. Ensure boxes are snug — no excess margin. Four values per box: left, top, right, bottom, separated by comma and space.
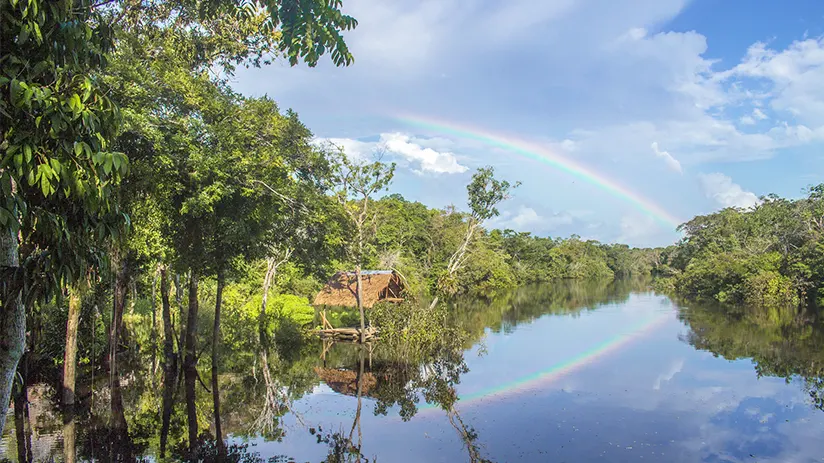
418, 311, 671, 412
393, 115, 683, 230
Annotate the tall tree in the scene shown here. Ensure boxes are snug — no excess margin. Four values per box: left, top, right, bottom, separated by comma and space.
1, 0, 128, 426
431, 167, 518, 309
331, 150, 396, 342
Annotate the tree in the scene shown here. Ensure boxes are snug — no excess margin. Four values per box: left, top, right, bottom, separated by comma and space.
1, 0, 129, 427
330, 149, 396, 342
431, 167, 518, 308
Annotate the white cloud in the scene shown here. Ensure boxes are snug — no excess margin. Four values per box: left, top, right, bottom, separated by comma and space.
379, 133, 468, 174
753, 108, 768, 120
617, 215, 659, 244
315, 133, 468, 175
488, 206, 545, 230
509, 207, 545, 229
739, 115, 756, 125
650, 141, 683, 172
698, 173, 760, 209
719, 38, 824, 126
315, 137, 374, 162
487, 207, 580, 233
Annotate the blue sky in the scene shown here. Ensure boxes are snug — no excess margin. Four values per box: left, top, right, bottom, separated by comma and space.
232, 0, 824, 247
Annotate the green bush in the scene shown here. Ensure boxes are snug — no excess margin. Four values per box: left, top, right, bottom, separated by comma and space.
270, 294, 315, 327
743, 270, 799, 308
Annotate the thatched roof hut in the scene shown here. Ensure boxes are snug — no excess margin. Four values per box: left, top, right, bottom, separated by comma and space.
313, 270, 405, 308
314, 367, 377, 397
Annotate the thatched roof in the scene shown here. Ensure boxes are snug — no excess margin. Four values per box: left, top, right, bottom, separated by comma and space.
313, 270, 404, 308
314, 367, 377, 397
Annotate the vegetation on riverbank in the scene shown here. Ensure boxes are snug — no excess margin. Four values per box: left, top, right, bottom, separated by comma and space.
653, 186, 824, 311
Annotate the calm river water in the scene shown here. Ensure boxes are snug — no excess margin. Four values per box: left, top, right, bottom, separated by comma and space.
3, 280, 824, 462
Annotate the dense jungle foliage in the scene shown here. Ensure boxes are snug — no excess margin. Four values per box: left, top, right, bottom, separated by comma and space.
654, 186, 824, 310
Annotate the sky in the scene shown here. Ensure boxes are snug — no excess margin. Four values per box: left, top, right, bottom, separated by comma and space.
231, 0, 824, 247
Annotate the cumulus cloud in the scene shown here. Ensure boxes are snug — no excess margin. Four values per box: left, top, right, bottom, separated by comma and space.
315, 133, 468, 175
719, 38, 824, 126
698, 173, 760, 209
650, 141, 683, 172
379, 132, 468, 174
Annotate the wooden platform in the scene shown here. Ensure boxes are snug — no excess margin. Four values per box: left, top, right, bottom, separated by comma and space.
315, 326, 378, 342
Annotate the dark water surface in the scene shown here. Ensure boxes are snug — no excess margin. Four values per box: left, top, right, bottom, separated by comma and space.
3, 281, 824, 462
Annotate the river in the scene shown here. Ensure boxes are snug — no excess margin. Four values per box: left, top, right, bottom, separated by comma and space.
2, 280, 824, 462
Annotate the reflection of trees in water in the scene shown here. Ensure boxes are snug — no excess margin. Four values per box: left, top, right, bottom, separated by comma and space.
447, 407, 493, 463
680, 303, 824, 411
4, 281, 660, 462
452, 278, 649, 342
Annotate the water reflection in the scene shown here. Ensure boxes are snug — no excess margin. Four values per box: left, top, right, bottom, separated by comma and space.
3, 281, 824, 462
678, 302, 824, 413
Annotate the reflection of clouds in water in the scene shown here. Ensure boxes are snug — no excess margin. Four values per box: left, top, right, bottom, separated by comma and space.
652, 358, 684, 390
551, 328, 824, 462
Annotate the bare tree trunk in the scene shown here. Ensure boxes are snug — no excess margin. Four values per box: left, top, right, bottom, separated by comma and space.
184, 272, 200, 455
211, 269, 225, 456
429, 220, 478, 311
356, 266, 365, 343
258, 249, 291, 346
259, 257, 276, 345
0, 222, 24, 434
62, 285, 82, 406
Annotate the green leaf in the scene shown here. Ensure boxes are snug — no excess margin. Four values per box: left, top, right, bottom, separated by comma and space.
17, 23, 30, 45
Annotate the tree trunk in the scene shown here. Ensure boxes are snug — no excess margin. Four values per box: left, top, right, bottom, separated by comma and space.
160, 267, 175, 370
259, 257, 276, 345
176, 273, 187, 378
349, 346, 364, 450
0, 223, 24, 434
62, 412, 77, 463
159, 351, 177, 458
110, 365, 128, 432
184, 272, 200, 455
12, 353, 32, 463
108, 254, 128, 369
158, 265, 177, 458
211, 269, 225, 456
150, 270, 159, 377
62, 285, 82, 406
356, 266, 365, 343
